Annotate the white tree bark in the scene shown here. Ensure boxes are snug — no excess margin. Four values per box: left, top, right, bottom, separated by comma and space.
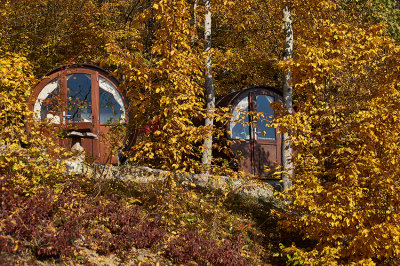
192, 0, 198, 46
202, 0, 215, 171
282, 5, 293, 190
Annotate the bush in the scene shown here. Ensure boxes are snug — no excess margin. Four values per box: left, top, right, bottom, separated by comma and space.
166, 231, 246, 265
275, 2, 400, 263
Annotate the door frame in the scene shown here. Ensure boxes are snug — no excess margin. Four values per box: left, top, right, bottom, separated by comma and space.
228, 92, 252, 174
226, 88, 282, 176
249, 90, 282, 177
28, 64, 127, 163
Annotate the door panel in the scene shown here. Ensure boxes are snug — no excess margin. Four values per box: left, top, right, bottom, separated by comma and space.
252, 92, 281, 177
254, 142, 280, 176
229, 94, 252, 173
98, 76, 126, 164
63, 137, 94, 158
99, 125, 125, 164
30, 66, 126, 164
231, 140, 252, 173
64, 72, 99, 161
81, 138, 95, 159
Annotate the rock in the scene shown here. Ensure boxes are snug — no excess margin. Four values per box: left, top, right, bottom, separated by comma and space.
65, 160, 84, 174
71, 142, 85, 154
86, 164, 276, 203
84, 132, 98, 139
68, 131, 84, 137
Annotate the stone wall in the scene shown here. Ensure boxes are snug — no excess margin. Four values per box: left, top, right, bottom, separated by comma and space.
66, 160, 277, 203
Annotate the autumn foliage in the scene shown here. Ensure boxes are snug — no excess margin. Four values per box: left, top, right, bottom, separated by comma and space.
107, 0, 208, 172
2, 0, 400, 264
275, 0, 400, 264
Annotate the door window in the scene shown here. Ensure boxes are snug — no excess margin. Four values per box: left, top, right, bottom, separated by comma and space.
67, 73, 92, 122
230, 96, 250, 140
256, 94, 275, 140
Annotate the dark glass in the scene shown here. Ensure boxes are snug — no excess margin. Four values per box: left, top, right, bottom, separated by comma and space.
67, 74, 92, 122
256, 95, 275, 140
99, 77, 124, 124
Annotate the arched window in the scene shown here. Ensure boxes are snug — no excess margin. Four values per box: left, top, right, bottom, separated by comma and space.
29, 64, 127, 164
216, 87, 282, 177
99, 76, 125, 124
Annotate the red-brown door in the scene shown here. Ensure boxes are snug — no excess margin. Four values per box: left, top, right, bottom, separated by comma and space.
61, 69, 100, 161
250, 91, 281, 177
228, 89, 282, 177
229, 93, 252, 173
30, 66, 126, 164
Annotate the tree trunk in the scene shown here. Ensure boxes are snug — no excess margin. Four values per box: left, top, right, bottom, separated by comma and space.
192, 0, 198, 46
282, 5, 293, 190
202, 0, 215, 171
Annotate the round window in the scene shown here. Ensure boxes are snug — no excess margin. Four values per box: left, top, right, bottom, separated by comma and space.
29, 64, 127, 164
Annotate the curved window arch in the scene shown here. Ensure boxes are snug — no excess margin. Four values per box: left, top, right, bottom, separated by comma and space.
31, 67, 126, 125
99, 76, 125, 124
217, 87, 282, 177
34, 78, 60, 123
29, 64, 127, 164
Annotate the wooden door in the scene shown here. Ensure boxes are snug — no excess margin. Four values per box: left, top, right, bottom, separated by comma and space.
30, 66, 126, 164
229, 93, 252, 173
97, 76, 126, 164
62, 70, 100, 162
251, 91, 281, 177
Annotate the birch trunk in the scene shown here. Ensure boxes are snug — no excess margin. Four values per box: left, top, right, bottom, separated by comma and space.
282, 5, 293, 190
192, 0, 198, 46
202, 0, 215, 171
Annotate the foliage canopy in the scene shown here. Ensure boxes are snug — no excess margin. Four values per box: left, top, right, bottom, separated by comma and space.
2, 0, 400, 264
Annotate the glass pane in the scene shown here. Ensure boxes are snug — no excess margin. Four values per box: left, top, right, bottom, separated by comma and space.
230, 96, 250, 140
99, 77, 125, 124
34, 78, 61, 124
256, 95, 275, 140
67, 74, 92, 122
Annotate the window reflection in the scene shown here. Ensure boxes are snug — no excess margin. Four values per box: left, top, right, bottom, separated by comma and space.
33, 73, 125, 126
34, 78, 61, 124
67, 74, 92, 122
256, 95, 275, 140
230, 96, 250, 139
99, 77, 125, 124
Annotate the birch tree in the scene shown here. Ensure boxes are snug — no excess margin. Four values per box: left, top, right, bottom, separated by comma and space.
277, 0, 400, 263
282, 4, 293, 190
202, 0, 215, 171
192, 0, 198, 46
